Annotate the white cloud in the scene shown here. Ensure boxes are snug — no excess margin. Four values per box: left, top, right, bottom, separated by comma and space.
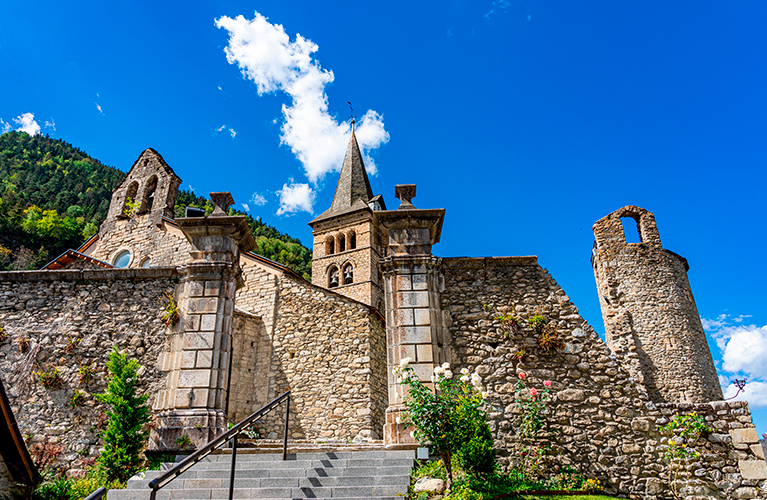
214, 125, 237, 138
14, 113, 41, 136
723, 380, 767, 409
215, 11, 390, 191
44, 119, 56, 131
0, 120, 10, 134
241, 203, 250, 212
251, 192, 268, 206
276, 181, 314, 215
95, 103, 103, 114
704, 313, 767, 409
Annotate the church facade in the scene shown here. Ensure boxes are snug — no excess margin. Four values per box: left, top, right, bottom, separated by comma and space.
0, 132, 765, 498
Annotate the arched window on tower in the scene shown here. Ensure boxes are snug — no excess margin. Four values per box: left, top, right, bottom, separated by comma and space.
328, 266, 340, 288
122, 182, 139, 217
338, 234, 346, 252
620, 215, 642, 243
140, 175, 158, 213
326, 236, 335, 255
343, 263, 354, 285
348, 230, 356, 250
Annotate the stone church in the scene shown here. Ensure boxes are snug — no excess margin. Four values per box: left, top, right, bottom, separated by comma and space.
0, 129, 765, 498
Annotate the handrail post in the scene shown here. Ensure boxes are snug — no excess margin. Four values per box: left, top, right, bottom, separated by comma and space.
282, 395, 290, 461
228, 434, 238, 500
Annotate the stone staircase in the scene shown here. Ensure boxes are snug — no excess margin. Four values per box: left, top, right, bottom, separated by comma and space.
108, 448, 415, 500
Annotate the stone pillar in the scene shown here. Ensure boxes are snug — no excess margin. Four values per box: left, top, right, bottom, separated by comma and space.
149, 192, 256, 452
378, 185, 447, 449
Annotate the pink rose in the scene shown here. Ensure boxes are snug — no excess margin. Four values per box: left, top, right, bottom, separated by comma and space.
530, 388, 538, 396
518, 372, 526, 380
543, 380, 551, 387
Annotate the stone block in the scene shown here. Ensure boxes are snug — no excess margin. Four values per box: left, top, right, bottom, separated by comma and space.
184, 314, 200, 331
412, 275, 427, 290
184, 332, 214, 350
188, 281, 204, 297
396, 291, 429, 308
395, 275, 412, 291
416, 344, 433, 363
557, 389, 586, 402
191, 388, 210, 408
178, 370, 211, 388
393, 309, 414, 326
181, 351, 196, 369
738, 460, 767, 480
196, 350, 213, 369
188, 297, 218, 314
749, 444, 765, 460
413, 308, 430, 326
200, 314, 217, 332
733, 486, 758, 498
400, 326, 432, 344
731, 428, 760, 445
204, 280, 221, 296
631, 418, 650, 432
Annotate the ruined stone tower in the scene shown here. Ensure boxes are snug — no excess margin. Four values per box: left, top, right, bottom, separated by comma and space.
309, 127, 387, 310
591, 205, 722, 403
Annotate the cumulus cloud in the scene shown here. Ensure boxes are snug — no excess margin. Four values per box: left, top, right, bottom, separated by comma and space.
704, 313, 767, 408
251, 192, 268, 206
275, 181, 314, 216
44, 119, 56, 131
14, 113, 41, 136
215, 11, 390, 202
241, 203, 250, 212
0, 120, 10, 134
95, 103, 103, 114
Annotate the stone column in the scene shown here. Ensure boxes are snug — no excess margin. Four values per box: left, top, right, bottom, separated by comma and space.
378, 185, 447, 449
149, 193, 256, 452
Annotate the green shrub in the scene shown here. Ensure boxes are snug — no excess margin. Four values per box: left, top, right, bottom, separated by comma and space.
94, 347, 150, 483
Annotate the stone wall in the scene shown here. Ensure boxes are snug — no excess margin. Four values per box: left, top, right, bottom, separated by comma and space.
0, 458, 18, 495
0, 268, 176, 476
228, 310, 269, 422
88, 217, 192, 269
441, 256, 766, 499
592, 206, 722, 404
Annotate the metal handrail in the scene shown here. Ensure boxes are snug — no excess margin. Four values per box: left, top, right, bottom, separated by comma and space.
82, 487, 107, 500
148, 390, 291, 500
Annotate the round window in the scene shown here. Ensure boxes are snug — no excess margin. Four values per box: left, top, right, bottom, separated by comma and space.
114, 250, 131, 268
141, 257, 152, 268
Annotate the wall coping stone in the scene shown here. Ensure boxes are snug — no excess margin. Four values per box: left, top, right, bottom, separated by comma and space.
0, 267, 179, 282
442, 256, 538, 268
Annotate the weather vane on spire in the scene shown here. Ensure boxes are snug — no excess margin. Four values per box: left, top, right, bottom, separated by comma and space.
348, 101, 355, 128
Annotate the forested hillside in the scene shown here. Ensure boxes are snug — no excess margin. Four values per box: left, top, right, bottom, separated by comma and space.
0, 132, 312, 279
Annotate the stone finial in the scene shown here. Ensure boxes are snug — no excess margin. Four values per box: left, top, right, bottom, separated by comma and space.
210, 192, 234, 217
395, 185, 417, 210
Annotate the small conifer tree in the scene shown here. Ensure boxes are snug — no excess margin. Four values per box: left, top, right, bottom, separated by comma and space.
95, 347, 151, 483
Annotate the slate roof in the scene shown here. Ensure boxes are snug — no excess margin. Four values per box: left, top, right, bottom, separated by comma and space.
310, 127, 374, 224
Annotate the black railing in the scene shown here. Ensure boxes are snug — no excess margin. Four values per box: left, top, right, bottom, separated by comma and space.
82, 487, 107, 500
148, 391, 291, 500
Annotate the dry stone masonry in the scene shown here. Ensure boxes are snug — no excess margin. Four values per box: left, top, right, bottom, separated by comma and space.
0, 135, 764, 499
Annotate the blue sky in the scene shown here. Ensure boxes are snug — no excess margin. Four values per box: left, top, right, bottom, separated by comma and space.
1, 1, 765, 434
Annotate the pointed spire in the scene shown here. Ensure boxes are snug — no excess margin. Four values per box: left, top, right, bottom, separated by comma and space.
328, 125, 374, 214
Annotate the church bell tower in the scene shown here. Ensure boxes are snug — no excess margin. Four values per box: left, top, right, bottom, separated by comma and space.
308, 125, 386, 311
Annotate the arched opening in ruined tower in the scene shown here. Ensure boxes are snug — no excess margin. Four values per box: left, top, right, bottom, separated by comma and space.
343, 263, 354, 285
140, 175, 158, 214
338, 234, 346, 252
122, 182, 139, 216
621, 215, 642, 243
328, 266, 340, 288
325, 237, 335, 255
348, 231, 356, 250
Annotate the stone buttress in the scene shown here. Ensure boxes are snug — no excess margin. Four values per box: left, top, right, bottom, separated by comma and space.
149, 192, 257, 452
378, 185, 450, 448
